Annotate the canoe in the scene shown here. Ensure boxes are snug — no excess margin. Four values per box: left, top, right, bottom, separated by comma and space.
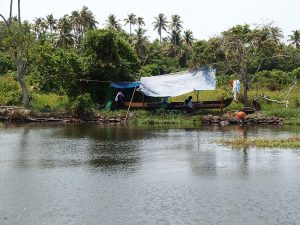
167, 97, 234, 111
123, 102, 161, 110
121, 97, 233, 111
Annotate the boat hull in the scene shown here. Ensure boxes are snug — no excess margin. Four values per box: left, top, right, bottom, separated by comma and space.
120, 98, 233, 111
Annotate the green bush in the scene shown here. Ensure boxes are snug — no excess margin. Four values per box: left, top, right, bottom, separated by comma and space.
30, 93, 68, 112
255, 70, 293, 91
70, 93, 95, 118
289, 67, 300, 80
0, 75, 22, 105
0, 52, 14, 75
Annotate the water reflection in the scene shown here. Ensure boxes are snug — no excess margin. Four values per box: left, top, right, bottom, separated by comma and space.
1, 123, 300, 225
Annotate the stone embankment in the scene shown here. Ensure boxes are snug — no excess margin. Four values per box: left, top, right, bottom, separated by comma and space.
202, 113, 283, 125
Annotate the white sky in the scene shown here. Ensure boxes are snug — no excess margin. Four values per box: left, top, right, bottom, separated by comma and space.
0, 0, 299, 41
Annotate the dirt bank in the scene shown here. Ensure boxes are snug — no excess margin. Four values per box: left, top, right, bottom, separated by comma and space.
0, 106, 127, 123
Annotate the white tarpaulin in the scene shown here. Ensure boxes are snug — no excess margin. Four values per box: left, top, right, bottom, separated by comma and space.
139, 67, 216, 97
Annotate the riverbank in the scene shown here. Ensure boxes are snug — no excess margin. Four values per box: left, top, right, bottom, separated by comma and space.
0, 106, 201, 126
2, 104, 300, 126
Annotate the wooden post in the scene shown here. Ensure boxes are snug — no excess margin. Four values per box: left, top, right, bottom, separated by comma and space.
220, 96, 224, 112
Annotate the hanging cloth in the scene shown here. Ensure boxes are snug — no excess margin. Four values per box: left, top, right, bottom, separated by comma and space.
232, 80, 240, 100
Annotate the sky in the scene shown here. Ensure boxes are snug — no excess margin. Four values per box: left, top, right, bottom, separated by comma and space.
0, 0, 299, 41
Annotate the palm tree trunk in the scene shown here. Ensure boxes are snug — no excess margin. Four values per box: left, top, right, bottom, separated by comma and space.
18, 0, 21, 26
9, 0, 13, 24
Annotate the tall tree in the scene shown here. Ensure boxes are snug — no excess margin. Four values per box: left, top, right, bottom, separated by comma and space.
46, 14, 57, 33
288, 30, 300, 49
191, 24, 284, 105
124, 13, 137, 35
80, 6, 97, 32
56, 15, 74, 48
0, 0, 33, 106
169, 14, 183, 48
33, 17, 43, 39
183, 30, 194, 46
70, 10, 81, 48
179, 30, 194, 67
70, 7, 97, 50
152, 13, 168, 42
164, 29, 181, 57
132, 28, 149, 59
169, 14, 183, 32
105, 14, 122, 31
137, 17, 145, 29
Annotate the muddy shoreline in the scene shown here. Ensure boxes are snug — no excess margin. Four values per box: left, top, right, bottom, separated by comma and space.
0, 106, 127, 124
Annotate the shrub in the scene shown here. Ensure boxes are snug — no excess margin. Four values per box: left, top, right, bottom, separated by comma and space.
0, 75, 22, 105
255, 70, 293, 91
289, 67, 300, 80
30, 93, 68, 112
69, 93, 95, 119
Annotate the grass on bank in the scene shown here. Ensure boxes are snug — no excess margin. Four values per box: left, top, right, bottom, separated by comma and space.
219, 137, 300, 149
29, 93, 69, 112
97, 109, 201, 126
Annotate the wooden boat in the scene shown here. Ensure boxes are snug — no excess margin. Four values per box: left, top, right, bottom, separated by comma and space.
123, 101, 161, 110
241, 107, 256, 114
167, 97, 233, 111
121, 97, 233, 111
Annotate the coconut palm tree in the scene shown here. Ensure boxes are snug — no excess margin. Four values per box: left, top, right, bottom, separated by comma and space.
132, 28, 149, 59
183, 30, 194, 46
288, 30, 300, 48
165, 29, 181, 57
137, 17, 145, 29
169, 15, 183, 31
40, 18, 48, 32
179, 30, 194, 67
46, 14, 57, 33
269, 26, 283, 43
169, 14, 183, 45
69, 7, 97, 49
80, 6, 97, 31
105, 14, 121, 31
70, 10, 81, 47
152, 13, 168, 42
33, 17, 42, 39
124, 13, 137, 35
56, 15, 74, 48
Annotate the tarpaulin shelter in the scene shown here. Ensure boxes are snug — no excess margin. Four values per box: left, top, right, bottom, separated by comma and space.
138, 67, 216, 97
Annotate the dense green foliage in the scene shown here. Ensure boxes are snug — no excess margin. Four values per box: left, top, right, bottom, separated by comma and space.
70, 93, 95, 118
0, 75, 22, 105
1, 6, 300, 111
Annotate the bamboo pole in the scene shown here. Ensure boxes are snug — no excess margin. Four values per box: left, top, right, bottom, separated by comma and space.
125, 56, 148, 122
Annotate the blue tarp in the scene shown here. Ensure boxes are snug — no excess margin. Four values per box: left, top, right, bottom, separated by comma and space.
111, 82, 140, 89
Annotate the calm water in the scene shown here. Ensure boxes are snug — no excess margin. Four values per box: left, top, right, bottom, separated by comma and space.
1, 123, 300, 225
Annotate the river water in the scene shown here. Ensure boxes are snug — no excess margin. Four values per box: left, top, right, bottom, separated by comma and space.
1, 123, 300, 225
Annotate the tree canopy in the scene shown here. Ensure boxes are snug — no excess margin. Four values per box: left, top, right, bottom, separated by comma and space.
1, 5, 300, 106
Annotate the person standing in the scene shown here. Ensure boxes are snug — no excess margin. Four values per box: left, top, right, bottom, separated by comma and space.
115, 91, 125, 109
